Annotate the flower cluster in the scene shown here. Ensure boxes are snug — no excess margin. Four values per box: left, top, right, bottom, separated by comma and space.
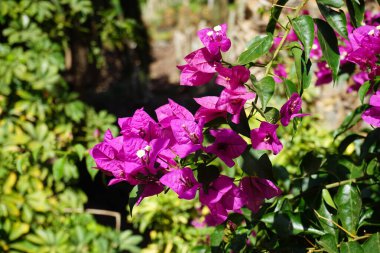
90, 24, 312, 226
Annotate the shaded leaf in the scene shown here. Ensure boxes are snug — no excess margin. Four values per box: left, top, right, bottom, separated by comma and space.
318, 4, 348, 39
346, 0, 365, 28
300, 151, 322, 175
266, 0, 289, 34
264, 107, 280, 124
316, 0, 344, 8
315, 18, 340, 82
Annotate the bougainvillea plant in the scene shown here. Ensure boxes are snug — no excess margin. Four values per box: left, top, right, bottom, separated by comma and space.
91, 0, 380, 251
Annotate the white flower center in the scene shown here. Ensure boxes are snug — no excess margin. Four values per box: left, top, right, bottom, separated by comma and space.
376, 25, 380, 30
136, 149, 146, 158
207, 31, 213, 36
312, 44, 318, 50
213, 25, 222, 32
144, 145, 152, 151
368, 29, 375, 36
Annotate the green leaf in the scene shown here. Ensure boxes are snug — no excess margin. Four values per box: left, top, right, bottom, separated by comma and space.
333, 104, 370, 138
253, 76, 275, 111
334, 184, 362, 235
338, 134, 364, 154
358, 81, 371, 104
210, 225, 224, 247
261, 212, 324, 236
197, 164, 220, 186
340, 241, 364, 253
290, 42, 312, 92
9, 222, 30, 241
318, 4, 348, 39
315, 18, 340, 82
264, 107, 280, 124
266, 0, 289, 34
300, 151, 322, 175
346, 0, 365, 28
362, 233, 380, 252
316, 0, 344, 8
322, 189, 337, 209
238, 34, 273, 65
317, 233, 338, 253
284, 79, 298, 98
316, 202, 338, 240
291, 15, 315, 59
86, 155, 98, 180
53, 157, 66, 181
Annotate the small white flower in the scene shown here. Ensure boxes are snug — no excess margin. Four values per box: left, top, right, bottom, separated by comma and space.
136, 149, 146, 158
213, 25, 222, 32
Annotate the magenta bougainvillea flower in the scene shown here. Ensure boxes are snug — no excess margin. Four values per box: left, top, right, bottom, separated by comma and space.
315, 62, 332, 86
118, 108, 160, 141
160, 167, 201, 200
310, 39, 322, 61
136, 181, 165, 205
205, 129, 247, 167
251, 122, 283, 155
347, 71, 370, 93
178, 47, 222, 86
273, 64, 287, 83
216, 86, 255, 124
239, 177, 282, 213
280, 93, 309, 126
215, 65, 250, 90
183, 47, 221, 73
200, 175, 247, 225
156, 99, 194, 127
170, 118, 204, 158
194, 96, 228, 123
178, 64, 215, 86
346, 25, 380, 71
198, 24, 231, 55
362, 91, 380, 127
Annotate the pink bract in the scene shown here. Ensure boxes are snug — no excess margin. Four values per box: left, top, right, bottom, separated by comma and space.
200, 175, 247, 225
215, 65, 250, 90
239, 177, 282, 213
197, 24, 231, 55
159, 167, 201, 200
205, 129, 247, 167
251, 122, 283, 155
280, 93, 309, 126
216, 87, 255, 124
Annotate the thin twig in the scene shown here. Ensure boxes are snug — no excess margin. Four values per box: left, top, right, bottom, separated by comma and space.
314, 210, 356, 239
265, 0, 309, 76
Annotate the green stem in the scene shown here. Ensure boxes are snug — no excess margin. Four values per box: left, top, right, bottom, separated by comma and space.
265, 0, 309, 76
252, 102, 266, 120
325, 176, 369, 189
